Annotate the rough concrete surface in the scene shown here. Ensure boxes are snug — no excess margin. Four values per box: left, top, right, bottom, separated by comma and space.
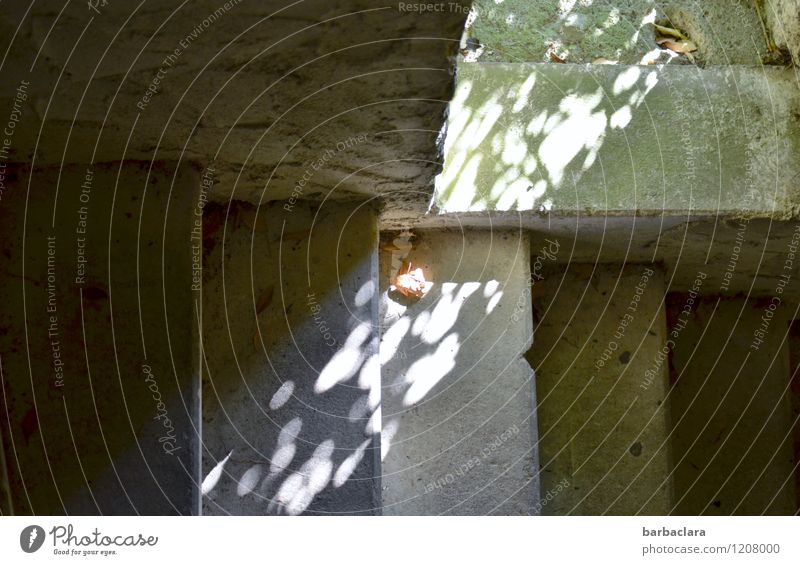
0, 162, 200, 514
668, 296, 797, 515
201, 200, 380, 515
379, 229, 539, 515
529, 263, 673, 515
0, 0, 470, 212
436, 63, 800, 218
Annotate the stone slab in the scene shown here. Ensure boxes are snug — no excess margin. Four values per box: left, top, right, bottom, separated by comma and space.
380, 229, 539, 515
435, 63, 800, 218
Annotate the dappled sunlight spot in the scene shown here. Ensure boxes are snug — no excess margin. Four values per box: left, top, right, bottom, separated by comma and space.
333, 439, 371, 488
444, 148, 470, 195
539, 88, 606, 185
403, 333, 461, 406
365, 404, 381, 435
367, 376, 380, 410
315, 348, 361, 393
270, 443, 296, 475
355, 280, 375, 307
612, 67, 641, 96
271, 473, 303, 514
489, 167, 519, 201
315, 322, 372, 394
559, 0, 578, 13
305, 441, 335, 490
278, 417, 302, 445
270, 440, 335, 516
411, 310, 431, 336
467, 95, 504, 151
644, 70, 658, 90
483, 280, 500, 297
526, 110, 548, 137
602, 6, 620, 29
269, 380, 295, 410
201, 450, 233, 496
237, 464, 264, 497
455, 154, 484, 209
641, 8, 656, 25
450, 78, 473, 109
358, 353, 380, 389
314, 334, 363, 394
486, 291, 504, 313
639, 46, 662, 65
381, 418, 400, 461
441, 282, 457, 295
421, 282, 481, 344
512, 74, 536, 113
345, 321, 373, 349
610, 105, 632, 129
522, 154, 538, 176
530, 180, 547, 200
380, 316, 410, 364
501, 129, 527, 169
269, 418, 301, 475
496, 177, 533, 210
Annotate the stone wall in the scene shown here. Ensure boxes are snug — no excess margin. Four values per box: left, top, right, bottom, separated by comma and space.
201, 200, 381, 515
0, 161, 200, 514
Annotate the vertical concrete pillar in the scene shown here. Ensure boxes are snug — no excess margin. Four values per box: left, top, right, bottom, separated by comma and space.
201, 200, 380, 515
0, 424, 11, 514
380, 229, 539, 515
669, 296, 797, 515
529, 262, 672, 515
0, 162, 201, 514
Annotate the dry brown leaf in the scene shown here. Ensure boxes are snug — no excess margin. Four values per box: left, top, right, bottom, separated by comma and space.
256, 286, 274, 314
656, 37, 697, 54
548, 51, 567, 64
392, 261, 432, 298
653, 23, 688, 40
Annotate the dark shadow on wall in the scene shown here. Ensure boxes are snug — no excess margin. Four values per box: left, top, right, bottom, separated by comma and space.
0, 162, 200, 515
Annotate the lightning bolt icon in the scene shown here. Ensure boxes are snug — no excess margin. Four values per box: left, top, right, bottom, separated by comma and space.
28, 527, 38, 549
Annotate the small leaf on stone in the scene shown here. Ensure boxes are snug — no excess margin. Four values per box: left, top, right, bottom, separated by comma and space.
653, 23, 688, 40
656, 37, 697, 54
392, 261, 432, 299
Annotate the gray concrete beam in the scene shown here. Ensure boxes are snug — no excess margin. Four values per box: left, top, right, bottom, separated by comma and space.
0, 0, 470, 206
379, 229, 539, 515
